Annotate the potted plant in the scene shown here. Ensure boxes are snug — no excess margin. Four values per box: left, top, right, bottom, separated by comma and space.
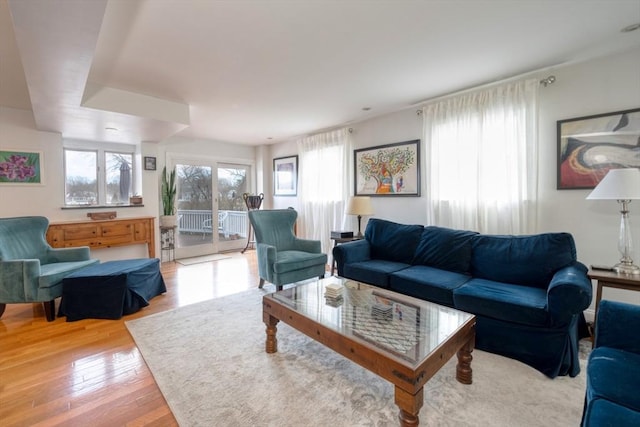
160, 166, 177, 227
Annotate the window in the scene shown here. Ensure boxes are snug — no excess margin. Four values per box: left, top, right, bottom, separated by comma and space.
423, 79, 539, 234
63, 143, 136, 206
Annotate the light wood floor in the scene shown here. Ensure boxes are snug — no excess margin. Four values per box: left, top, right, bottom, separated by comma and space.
0, 251, 263, 427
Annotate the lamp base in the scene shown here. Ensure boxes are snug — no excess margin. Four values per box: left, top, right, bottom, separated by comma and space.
614, 262, 640, 275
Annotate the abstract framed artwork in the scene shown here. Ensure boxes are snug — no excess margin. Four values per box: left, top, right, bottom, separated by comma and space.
354, 139, 420, 196
557, 108, 640, 189
0, 149, 43, 185
273, 155, 298, 196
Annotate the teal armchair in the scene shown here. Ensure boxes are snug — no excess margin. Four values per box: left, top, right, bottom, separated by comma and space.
0, 216, 98, 321
248, 209, 327, 290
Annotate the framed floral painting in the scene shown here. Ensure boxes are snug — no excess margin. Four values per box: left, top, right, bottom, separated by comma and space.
0, 149, 43, 184
354, 140, 420, 196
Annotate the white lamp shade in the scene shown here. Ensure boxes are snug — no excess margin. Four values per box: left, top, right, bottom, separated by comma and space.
347, 196, 374, 215
586, 168, 640, 200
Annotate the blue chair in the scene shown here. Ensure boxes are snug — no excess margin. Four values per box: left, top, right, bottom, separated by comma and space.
248, 209, 327, 290
582, 300, 640, 426
0, 216, 98, 321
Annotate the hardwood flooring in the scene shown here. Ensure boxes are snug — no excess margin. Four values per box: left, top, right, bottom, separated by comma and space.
0, 251, 261, 427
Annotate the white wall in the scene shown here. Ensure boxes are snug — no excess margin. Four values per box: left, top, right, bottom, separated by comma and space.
267, 47, 640, 312
2, 47, 639, 309
0, 107, 159, 261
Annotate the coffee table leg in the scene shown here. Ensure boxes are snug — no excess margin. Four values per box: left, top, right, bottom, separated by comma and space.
264, 314, 279, 353
456, 337, 474, 384
395, 386, 423, 426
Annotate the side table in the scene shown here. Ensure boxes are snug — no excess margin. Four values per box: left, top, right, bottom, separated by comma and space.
588, 269, 640, 344
330, 236, 362, 276
160, 226, 176, 262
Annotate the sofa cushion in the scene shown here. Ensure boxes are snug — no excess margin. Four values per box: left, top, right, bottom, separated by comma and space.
470, 233, 576, 289
453, 278, 549, 327
389, 265, 471, 307
411, 226, 477, 273
365, 219, 423, 264
343, 260, 410, 289
587, 346, 640, 413
584, 398, 640, 427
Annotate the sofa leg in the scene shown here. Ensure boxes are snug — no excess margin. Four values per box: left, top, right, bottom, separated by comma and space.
258, 278, 265, 288
0, 303, 5, 318
43, 300, 56, 322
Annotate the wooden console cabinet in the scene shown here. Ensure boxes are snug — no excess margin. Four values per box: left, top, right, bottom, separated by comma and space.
46, 216, 156, 258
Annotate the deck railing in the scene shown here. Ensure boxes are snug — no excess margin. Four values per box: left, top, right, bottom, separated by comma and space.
177, 209, 248, 238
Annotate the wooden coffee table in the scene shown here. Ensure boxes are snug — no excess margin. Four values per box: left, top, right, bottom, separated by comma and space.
263, 277, 476, 426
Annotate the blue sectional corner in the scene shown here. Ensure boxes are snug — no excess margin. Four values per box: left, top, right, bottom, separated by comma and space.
582, 300, 640, 426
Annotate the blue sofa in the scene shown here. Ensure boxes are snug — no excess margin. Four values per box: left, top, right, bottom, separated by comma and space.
582, 300, 640, 426
333, 218, 592, 378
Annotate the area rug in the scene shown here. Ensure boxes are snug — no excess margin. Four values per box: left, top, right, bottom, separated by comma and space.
126, 289, 588, 426
176, 254, 231, 266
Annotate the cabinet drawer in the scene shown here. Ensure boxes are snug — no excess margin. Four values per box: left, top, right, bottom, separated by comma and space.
101, 223, 133, 237
63, 225, 98, 240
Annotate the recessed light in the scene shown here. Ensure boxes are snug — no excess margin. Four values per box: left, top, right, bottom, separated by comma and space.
267, 137, 273, 140
362, 107, 371, 111
105, 127, 118, 131
621, 23, 640, 33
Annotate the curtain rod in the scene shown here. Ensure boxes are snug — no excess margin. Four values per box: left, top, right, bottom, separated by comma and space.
412, 69, 558, 114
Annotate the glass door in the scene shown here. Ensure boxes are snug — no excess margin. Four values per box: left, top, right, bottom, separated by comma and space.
171, 157, 253, 259
217, 163, 250, 252
174, 162, 215, 259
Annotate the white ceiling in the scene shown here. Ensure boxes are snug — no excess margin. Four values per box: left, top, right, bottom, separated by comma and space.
1, 0, 640, 146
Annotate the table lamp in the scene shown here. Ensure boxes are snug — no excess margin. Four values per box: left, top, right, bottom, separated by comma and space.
587, 168, 640, 275
347, 196, 374, 238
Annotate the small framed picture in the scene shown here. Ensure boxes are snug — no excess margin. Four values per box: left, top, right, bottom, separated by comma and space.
144, 156, 157, 171
273, 155, 298, 196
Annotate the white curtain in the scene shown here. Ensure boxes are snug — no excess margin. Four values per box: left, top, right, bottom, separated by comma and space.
423, 78, 539, 234
297, 128, 352, 256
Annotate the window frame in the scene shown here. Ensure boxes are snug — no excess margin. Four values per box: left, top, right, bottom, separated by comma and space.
63, 140, 138, 207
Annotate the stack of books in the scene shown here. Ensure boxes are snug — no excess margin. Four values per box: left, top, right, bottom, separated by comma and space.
324, 283, 343, 299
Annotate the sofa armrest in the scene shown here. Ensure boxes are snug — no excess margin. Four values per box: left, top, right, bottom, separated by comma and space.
292, 238, 321, 253
547, 262, 592, 323
332, 239, 371, 276
595, 300, 640, 354
45, 246, 92, 263
0, 259, 42, 302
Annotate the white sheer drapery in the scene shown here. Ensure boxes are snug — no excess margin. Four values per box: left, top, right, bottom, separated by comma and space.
297, 128, 352, 256
423, 78, 539, 234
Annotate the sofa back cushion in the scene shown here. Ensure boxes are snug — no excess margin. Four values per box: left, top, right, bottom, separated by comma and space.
411, 226, 477, 273
470, 233, 577, 289
365, 218, 424, 263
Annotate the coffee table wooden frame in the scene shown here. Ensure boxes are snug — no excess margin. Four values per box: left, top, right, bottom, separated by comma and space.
263, 283, 475, 426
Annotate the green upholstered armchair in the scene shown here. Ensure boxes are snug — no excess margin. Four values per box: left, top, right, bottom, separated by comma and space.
248, 209, 327, 290
0, 216, 98, 321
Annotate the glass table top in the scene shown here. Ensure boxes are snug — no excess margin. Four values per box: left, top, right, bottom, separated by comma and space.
269, 276, 474, 367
